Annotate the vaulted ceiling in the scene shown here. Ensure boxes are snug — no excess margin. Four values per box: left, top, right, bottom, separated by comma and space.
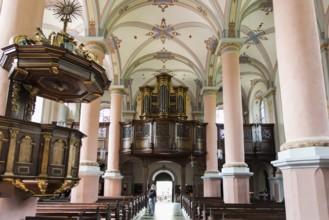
38, 0, 329, 112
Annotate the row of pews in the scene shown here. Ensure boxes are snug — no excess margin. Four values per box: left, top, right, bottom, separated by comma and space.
25, 195, 147, 220
181, 194, 286, 220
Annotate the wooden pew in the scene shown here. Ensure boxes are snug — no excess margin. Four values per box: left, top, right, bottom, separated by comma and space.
181, 194, 286, 220
31, 195, 147, 220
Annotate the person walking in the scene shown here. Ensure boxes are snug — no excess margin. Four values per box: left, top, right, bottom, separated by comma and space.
148, 184, 157, 216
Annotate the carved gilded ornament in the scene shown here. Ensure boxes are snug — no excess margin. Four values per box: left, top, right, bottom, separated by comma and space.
11, 80, 21, 112
3, 178, 31, 193
40, 134, 52, 177
38, 179, 48, 194
280, 138, 329, 151
51, 64, 59, 74
54, 180, 70, 194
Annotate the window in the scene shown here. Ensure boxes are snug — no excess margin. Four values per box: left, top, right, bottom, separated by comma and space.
216, 108, 224, 123
99, 108, 110, 122
259, 99, 265, 123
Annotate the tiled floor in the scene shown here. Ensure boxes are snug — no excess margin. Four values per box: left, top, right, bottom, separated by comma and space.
134, 202, 189, 220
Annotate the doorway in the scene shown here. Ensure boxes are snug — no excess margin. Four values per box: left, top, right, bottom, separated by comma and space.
156, 181, 173, 203
153, 171, 175, 202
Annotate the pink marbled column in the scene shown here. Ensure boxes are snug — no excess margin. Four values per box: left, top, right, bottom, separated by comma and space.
0, 1, 44, 218
271, 1, 329, 219
71, 43, 105, 203
221, 44, 245, 166
103, 87, 124, 196
0, 0, 45, 115
220, 41, 251, 204
273, 0, 329, 142
202, 89, 221, 197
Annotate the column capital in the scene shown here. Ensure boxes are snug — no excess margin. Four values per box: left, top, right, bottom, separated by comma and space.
110, 85, 125, 94
218, 38, 244, 55
201, 86, 218, 96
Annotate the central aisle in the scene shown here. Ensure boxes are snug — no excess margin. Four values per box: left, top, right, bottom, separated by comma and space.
134, 202, 189, 220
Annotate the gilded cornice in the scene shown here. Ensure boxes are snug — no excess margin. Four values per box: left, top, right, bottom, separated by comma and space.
280, 137, 329, 151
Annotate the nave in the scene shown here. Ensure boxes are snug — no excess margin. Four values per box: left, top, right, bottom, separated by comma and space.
135, 202, 188, 220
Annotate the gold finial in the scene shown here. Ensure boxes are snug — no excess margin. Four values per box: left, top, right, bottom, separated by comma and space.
54, 0, 82, 33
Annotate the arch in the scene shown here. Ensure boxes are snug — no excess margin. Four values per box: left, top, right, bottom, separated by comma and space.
152, 169, 175, 182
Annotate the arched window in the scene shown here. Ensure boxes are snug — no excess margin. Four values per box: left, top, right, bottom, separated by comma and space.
259, 99, 265, 123
216, 108, 224, 123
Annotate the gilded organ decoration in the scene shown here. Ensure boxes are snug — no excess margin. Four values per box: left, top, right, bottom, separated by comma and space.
18, 136, 33, 163
52, 139, 65, 165
138, 72, 188, 119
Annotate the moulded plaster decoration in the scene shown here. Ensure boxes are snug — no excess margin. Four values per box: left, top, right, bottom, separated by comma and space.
119, 5, 129, 16
197, 6, 207, 16
150, 0, 178, 12
154, 48, 175, 63
246, 23, 269, 49
146, 18, 180, 44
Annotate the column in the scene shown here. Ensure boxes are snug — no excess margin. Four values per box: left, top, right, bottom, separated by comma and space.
201, 88, 221, 197
103, 86, 124, 196
219, 39, 252, 203
271, 1, 329, 219
70, 42, 106, 203
0, 1, 44, 219
0, 0, 45, 116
